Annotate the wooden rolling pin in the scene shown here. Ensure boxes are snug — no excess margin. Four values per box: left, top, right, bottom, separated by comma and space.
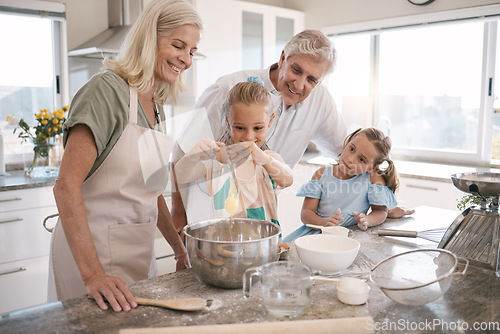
120, 316, 374, 334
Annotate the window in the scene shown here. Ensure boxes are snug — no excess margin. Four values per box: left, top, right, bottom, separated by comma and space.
493, 24, 500, 161
0, 1, 67, 164
328, 34, 372, 133
324, 5, 500, 167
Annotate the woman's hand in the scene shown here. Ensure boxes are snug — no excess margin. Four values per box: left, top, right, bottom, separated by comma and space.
85, 272, 137, 312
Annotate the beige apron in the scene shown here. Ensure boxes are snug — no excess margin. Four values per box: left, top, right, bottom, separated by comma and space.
48, 86, 172, 301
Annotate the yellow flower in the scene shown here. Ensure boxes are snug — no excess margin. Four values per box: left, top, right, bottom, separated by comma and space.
53, 109, 64, 119
14, 105, 68, 144
6, 115, 19, 125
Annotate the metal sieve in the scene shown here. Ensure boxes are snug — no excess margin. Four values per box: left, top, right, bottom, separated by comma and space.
369, 248, 468, 305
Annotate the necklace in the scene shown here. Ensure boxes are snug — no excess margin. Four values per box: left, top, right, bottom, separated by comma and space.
152, 100, 165, 133
153, 101, 160, 125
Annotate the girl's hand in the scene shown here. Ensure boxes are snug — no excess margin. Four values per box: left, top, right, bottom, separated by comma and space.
387, 206, 415, 218
246, 142, 273, 166
353, 211, 369, 230
186, 138, 224, 162
323, 208, 343, 226
228, 142, 271, 166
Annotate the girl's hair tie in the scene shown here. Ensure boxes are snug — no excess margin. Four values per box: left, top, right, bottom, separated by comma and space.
246, 76, 265, 86
378, 159, 390, 172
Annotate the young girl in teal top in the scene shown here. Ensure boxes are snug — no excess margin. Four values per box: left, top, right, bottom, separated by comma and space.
175, 80, 293, 225
283, 127, 398, 242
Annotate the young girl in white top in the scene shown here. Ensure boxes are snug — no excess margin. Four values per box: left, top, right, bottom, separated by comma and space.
283, 127, 398, 242
175, 80, 293, 226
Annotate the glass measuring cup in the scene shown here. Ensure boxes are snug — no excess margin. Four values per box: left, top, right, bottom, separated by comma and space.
243, 261, 312, 318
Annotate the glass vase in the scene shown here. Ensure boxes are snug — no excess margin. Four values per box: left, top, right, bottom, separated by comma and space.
24, 136, 62, 178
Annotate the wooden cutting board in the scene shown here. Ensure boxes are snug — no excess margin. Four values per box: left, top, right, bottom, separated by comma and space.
119, 316, 374, 334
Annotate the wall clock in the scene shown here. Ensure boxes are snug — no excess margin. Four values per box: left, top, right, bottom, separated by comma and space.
407, 0, 435, 5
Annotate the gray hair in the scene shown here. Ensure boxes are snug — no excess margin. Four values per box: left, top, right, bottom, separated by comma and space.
105, 0, 202, 104
283, 29, 336, 74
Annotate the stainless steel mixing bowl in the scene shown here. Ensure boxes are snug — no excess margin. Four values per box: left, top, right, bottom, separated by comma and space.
183, 218, 281, 289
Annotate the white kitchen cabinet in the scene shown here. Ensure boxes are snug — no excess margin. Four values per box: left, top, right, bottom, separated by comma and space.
155, 242, 176, 276
192, 0, 304, 98
397, 176, 463, 212
155, 193, 175, 276
154, 229, 176, 276
0, 255, 49, 315
0, 186, 56, 314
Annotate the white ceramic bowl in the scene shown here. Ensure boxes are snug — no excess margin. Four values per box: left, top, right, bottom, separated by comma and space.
336, 277, 370, 305
294, 234, 360, 275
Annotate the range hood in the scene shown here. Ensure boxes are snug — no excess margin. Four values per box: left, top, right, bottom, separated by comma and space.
68, 0, 205, 60
68, 0, 139, 59
68, 25, 131, 59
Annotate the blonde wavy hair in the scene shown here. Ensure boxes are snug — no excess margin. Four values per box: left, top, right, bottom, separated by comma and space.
104, 0, 202, 104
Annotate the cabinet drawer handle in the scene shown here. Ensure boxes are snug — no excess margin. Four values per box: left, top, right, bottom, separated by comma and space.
406, 184, 438, 191
0, 267, 26, 276
0, 218, 23, 224
0, 197, 22, 203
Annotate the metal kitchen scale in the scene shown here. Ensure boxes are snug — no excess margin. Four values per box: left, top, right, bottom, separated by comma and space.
438, 172, 500, 277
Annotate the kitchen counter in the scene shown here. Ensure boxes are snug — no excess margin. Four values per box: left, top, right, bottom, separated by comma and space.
0, 170, 56, 192
1, 206, 499, 333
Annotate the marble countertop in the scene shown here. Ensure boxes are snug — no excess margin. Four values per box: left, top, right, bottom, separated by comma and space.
0, 170, 56, 192
1, 206, 498, 333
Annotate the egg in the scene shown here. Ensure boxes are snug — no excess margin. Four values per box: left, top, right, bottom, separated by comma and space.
224, 196, 239, 215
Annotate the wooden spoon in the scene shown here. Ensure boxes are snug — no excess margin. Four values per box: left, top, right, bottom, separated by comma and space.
135, 297, 207, 311
89, 295, 207, 311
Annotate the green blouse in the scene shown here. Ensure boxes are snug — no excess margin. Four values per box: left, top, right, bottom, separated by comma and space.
63, 70, 164, 178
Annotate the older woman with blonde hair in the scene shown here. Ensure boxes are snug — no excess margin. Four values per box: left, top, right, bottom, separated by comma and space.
49, 0, 202, 312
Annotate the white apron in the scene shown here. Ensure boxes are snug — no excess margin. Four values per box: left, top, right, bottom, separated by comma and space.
48, 86, 172, 301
